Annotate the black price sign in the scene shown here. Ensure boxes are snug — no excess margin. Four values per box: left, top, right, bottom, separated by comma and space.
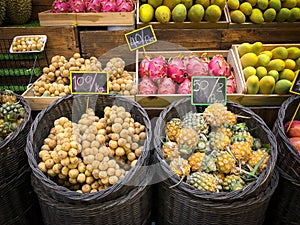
125, 25, 157, 51
290, 70, 300, 95
70, 71, 108, 94
191, 76, 227, 106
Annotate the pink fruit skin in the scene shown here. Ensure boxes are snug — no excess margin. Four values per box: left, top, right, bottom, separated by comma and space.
138, 77, 157, 94
69, 0, 86, 12
116, 0, 134, 12
208, 55, 231, 77
167, 57, 185, 83
178, 78, 191, 94
101, 0, 117, 12
148, 56, 167, 82
289, 137, 300, 154
284, 120, 300, 138
183, 55, 209, 79
86, 0, 102, 12
226, 75, 236, 94
51, 0, 69, 13
158, 77, 176, 94
139, 56, 151, 78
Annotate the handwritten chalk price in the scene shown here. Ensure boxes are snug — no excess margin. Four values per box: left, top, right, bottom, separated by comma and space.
125, 25, 157, 51
70, 71, 108, 94
191, 76, 227, 106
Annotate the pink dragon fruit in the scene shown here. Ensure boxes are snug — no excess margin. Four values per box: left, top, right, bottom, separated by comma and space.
178, 78, 191, 94
148, 56, 167, 82
167, 56, 185, 84
138, 77, 157, 94
116, 0, 135, 12
86, 0, 102, 12
69, 0, 86, 12
101, 0, 117, 12
208, 55, 231, 77
51, 0, 69, 13
183, 55, 209, 79
139, 56, 151, 78
158, 77, 176, 94
226, 75, 236, 94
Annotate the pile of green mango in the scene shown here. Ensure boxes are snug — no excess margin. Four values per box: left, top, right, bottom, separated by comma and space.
139, 0, 225, 24
237, 42, 300, 94
228, 0, 300, 23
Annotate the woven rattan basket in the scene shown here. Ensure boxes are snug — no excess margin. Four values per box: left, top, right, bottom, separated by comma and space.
0, 91, 32, 181
153, 97, 277, 201
272, 94, 300, 180
31, 174, 152, 225
26, 94, 152, 205
154, 170, 278, 225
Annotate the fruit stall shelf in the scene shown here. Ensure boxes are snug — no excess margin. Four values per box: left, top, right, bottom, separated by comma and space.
0, 38, 48, 94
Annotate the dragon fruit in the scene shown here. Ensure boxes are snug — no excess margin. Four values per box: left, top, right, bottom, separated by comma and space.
86, 0, 102, 12
138, 77, 157, 94
158, 77, 176, 94
167, 56, 185, 84
208, 55, 231, 77
116, 0, 135, 12
51, 0, 69, 13
101, 0, 117, 12
139, 56, 151, 78
183, 55, 209, 79
69, 0, 86, 12
148, 56, 167, 82
226, 75, 236, 94
178, 78, 191, 94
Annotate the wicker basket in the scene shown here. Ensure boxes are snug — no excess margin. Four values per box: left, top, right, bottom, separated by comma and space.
0, 91, 32, 182
0, 165, 43, 225
31, 174, 152, 225
264, 169, 300, 225
26, 94, 152, 205
153, 97, 277, 201
153, 170, 278, 225
272, 94, 300, 180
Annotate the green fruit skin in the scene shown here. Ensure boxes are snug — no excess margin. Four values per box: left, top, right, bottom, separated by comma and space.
155, 6, 171, 23
276, 8, 291, 22
250, 8, 264, 23
188, 4, 205, 22
263, 8, 277, 22
246, 75, 260, 94
259, 76, 276, 94
172, 4, 187, 22
230, 10, 246, 23
268, 0, 281, 11
204, 5, 222, 22
274, 79, 293, 94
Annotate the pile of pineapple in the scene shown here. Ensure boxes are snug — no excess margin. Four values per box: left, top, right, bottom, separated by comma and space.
0, 91, 25, 142
162, 103, 270, 193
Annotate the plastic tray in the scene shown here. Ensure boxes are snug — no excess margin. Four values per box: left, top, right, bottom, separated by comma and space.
10, 35, 47, 53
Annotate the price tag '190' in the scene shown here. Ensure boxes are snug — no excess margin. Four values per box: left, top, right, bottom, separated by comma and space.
191, 76, 227, 106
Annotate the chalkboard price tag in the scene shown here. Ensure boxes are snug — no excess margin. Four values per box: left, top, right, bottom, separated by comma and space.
125, 25, 157, 51
290, 70, 300, 95
70, 71, 108, 94
191, 76, 227, 106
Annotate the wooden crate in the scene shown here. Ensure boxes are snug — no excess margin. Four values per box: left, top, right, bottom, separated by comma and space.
135, 49, 246, 108
136, 1, 229, 29
39, 10, 135, 27
230, 43, 300, 106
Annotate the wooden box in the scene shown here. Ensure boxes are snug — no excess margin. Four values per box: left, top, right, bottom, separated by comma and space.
136, 1, 230, 29
38, 10, 135, 27
231, 43, 300, 106
136, 49, 245, 108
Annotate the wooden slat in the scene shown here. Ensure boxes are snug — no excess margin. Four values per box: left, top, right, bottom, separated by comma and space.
0, 27, 79, 61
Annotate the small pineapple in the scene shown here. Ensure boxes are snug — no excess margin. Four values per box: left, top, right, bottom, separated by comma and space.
201, 150, 217, 173
162, 141, 180, 161
224, 110, 237, 125
166, 118, 182, 141
230, 141, 252, 165
176, 127, 198, 156
169, 157, 191, 178
209, 130, 231, 151
186, 171, 222, 193
222, 174, 245, 191
203, 103, 229, 127
188, 152, 206, 172
216, 151, 236, 174
182, 112, 209, 134
248, 149, 270, 174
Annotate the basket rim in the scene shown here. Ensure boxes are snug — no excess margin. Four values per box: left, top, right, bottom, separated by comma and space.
0, 92, 31, 148
153, 97, 277, 201
26, 94, 153, 202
